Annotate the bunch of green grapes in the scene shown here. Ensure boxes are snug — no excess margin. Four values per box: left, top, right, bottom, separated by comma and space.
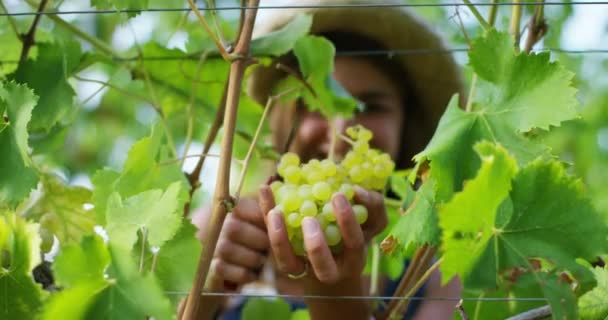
270, 125, 395, 256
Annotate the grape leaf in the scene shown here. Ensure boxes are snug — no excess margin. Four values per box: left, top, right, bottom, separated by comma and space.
0, 212, 45, 319
53, 235, 110, 287
41, 281, 107, 320
10, 41, 81, 132
251, 13, 313, 56
413, 95, 549, 201
292, 36, 358, 117
440, 141, 518, 286
242, 298, 292, 320
414, 30, 579, 201
578, 267, 608, 320
440, 143, 608, 316
105, 181, 183, 250
290, 309, 311, 320
25, 174, 96, 244
0, 82, 39, 208
142, 222, 202, 306
92, 123, 188, 225
50, 236, 173, 320
470, 29, 579, 132
385, 179, 440, 254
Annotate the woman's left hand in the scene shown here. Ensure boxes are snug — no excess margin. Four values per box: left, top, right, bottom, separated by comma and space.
259, 184, 388, 285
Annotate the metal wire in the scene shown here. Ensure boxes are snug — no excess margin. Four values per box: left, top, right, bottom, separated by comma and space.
162, 291, 549, 302
0, 47, 607, 66
1, 2, 608, 17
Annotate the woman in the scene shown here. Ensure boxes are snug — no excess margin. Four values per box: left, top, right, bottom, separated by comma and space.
194, 1, 464, 319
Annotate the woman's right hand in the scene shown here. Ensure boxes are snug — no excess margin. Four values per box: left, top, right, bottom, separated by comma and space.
191, 196, 273, 290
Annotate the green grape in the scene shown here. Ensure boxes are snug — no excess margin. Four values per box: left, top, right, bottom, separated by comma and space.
346, 126, 358, 139
349, 165, 365, 183
305, 169, 324, 184
270, 180, 284, 193
339, 183, 355, 200
321, 203, 336, 222
282, 191, 302, 212
316, 215, 329, 229
358, 128, 373, 142
312, 181, 332, 201
320, 159, 337, 177
352, 204, 368, 224
283, 165, 302, 184
353, 140, 369, 154
287, 212, 302, 228
300, 200, 317, 217
298, 184, 313, 201
324, 224, 342, 246
281, 152, 300, 167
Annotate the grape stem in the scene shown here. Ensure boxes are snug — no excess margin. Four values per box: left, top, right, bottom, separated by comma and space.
462, 0, 491, 31
509, 0, 523, 50
180, 2, 260, 319
234, 85, 303, 201
523, 1, 547, 54
339, 133, 356, 146
19, 0, 49, 64
328, 119, 337, 161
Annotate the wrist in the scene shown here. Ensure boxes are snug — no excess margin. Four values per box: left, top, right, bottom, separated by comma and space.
303, 275, 371, 320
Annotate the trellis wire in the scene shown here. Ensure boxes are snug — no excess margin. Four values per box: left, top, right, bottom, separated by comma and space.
0, 47, 607, 66
163, 291, 549, 302
1, 1, 608, 17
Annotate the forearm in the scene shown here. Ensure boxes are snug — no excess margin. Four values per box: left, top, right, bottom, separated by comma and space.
304, 275, 371, 320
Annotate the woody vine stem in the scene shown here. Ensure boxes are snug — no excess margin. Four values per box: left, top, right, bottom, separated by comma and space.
180, 1, 260, 319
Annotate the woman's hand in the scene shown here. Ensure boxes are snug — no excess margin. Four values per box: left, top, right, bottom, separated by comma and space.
191, 197, 271, 290
259, 184, 388, 285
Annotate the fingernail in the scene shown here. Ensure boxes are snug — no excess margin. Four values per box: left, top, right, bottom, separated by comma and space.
302, 217, 320, 236
269, 210, 283, 232
333, 193, 349, 211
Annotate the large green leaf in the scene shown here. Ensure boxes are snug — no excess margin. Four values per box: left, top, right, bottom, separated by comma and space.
0, 212, 45, 319
440, 144, 607, 318
413, 30, 579, 201
470, 29, 579, 132
105, 181, 183, 249
91, 123, 188, 224
440, 141, 518, 286
242, 298, 292, 320
0, 82, 39, 208
53, 235, 110, 288
49, 236, 173, 320
385, 179, 440, 254
10, 41, 81, 132
25, 175, 96, 245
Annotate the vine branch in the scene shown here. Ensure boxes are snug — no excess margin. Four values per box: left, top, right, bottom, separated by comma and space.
20, 0, 49, 63
180, 2, 260, 319
523, 0, 548, 53
462, 0, 491, 31
510, 0, 523, 49
187, 0, 231, 61
0, 0, 20, 39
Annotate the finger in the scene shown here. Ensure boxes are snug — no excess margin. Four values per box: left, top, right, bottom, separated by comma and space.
222, 215, 269, 251
232, 197, 266, 229
302, 217, 338, 284
332, 193, 364, 252
216, 238, 266, 270
266, 209, 305, 275
258, 184, 276, 224
211, 258, 257, 286
353, 186, 388, 240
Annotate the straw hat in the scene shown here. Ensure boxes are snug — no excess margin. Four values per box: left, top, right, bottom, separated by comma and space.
248, 0, 465, 161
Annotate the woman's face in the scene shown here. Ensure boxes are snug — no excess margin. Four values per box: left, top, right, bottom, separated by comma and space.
273, 57, 405, 163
